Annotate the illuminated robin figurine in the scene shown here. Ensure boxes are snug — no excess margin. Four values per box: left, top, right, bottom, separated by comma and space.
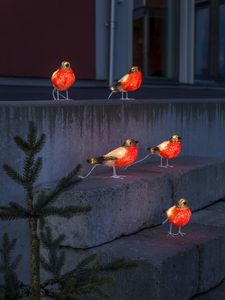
164, 198, 192, 236
51, 61, 76, 100
148, 135, 182, 167
108, 66, 142, 100
87, 139, 139, 178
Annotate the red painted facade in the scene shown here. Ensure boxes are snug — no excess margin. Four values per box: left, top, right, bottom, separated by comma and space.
0, 0, 95, 79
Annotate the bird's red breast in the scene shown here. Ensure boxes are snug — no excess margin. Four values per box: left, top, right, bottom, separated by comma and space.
158, 141, 182, 159
166, 206, 192, 227
51, 68, 75, 91
120, 70, 142, 92
105, 145, 138, 168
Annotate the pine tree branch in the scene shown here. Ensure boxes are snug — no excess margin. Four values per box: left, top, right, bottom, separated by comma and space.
56, 252, 65, 275
8, 202, 28, 214
10, 255, 22, 271
34, 164, 83, 210
34, 134, 46, 154
23, 155, 35, 182
3, 164, 25, 186
40, 226, 66, 279
30, 157, 42, 184
100, 259, 138, 272
0, 207, 28, 220
27, 121, 37, 148
40, 206, 91, 218
40, 255, 53, 274
0, 233, 21, 299
14, 136, 30, 153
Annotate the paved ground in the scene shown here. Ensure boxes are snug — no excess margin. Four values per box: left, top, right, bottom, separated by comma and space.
1, 84, 225, 101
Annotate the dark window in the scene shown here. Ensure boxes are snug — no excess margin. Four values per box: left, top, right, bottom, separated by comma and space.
219, 3, 225, 77
195, 6, 210, 77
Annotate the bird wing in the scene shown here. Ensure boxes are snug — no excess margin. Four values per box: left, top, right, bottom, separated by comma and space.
105, 146, 128, 160
166, 205, 176, 218
158, 141, 170, 150
118, 74, 129, 83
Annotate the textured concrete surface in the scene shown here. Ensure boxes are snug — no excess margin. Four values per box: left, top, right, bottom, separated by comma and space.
1, 99, 225, 206
193, 281, 225, 300
45, 157, 225, 248
0, 99, 225, 289
191, 200, 225, 228
62, 222, 225, 300
1, 84, 225, 100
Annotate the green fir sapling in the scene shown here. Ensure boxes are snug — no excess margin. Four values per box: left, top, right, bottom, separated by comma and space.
0, 122, 136, 300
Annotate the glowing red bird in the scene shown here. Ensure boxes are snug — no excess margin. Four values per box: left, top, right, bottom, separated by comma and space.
87, 139, 139, 178
51, 61, 75, 100
108, 66, 142, 100
165, 198, 192, 236
148, 135, 182, 167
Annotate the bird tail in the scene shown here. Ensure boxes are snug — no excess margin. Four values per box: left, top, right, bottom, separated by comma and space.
87, 156, 117, 165
110, 86, 117, 92
147, 146, 159, 154
87, 157, 103, 165
108, 86, 118, 100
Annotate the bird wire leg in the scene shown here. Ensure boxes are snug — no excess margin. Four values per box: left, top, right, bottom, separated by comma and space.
178, 227, 186, 236
159, 157, 165, 168
120, 92, 125, 100
52, 88, 57, 100
57, 90, 59, 100
124, 91, 135, 100
107, 91, 114, 100
168, 223, 178, 237
159, 157, 168, 168
159, 157, 163, 167
121, 91, 135, 101
166, 159, 174, 168
111, 166, 125, 179
66, 90, 68, 100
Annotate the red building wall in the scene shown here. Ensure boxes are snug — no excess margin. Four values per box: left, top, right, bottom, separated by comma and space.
0, 0, 95, 79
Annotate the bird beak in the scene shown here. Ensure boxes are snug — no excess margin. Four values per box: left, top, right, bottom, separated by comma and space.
178, 136, 182, 141
135, 140, 139, 144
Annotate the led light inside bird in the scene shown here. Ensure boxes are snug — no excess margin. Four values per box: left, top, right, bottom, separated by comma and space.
51, 61, 76, 100
108, 66, 142, 100
86, 138, 139, 179
148, 134, 182, 168
163, 198, 192, 236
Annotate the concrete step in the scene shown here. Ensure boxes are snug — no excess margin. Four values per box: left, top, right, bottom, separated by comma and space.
46, 156, 225, 248
61, 200, 225, 300
192, 280, 225, 300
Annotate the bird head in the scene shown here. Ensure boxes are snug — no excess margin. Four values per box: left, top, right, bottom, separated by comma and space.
130, 66, 139, 73
170, 135, 182, 142
123, 138, 139, 147
176, 198, 188, 208
60, 61, 71, 69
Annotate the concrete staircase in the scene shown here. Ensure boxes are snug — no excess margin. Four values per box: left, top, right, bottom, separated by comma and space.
43, 156, 225, 300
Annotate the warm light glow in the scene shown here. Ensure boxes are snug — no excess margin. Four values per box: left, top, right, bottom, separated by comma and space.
167, 207, 192, 227
87, 138, 138, 178
158, 141, 169, 151
166, 198, 192, 227
51, 61, 76, 91
166, 206, 175, 218
119, 68, 142, 92
148, 135, 182, 167
108, 66, 142, 100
